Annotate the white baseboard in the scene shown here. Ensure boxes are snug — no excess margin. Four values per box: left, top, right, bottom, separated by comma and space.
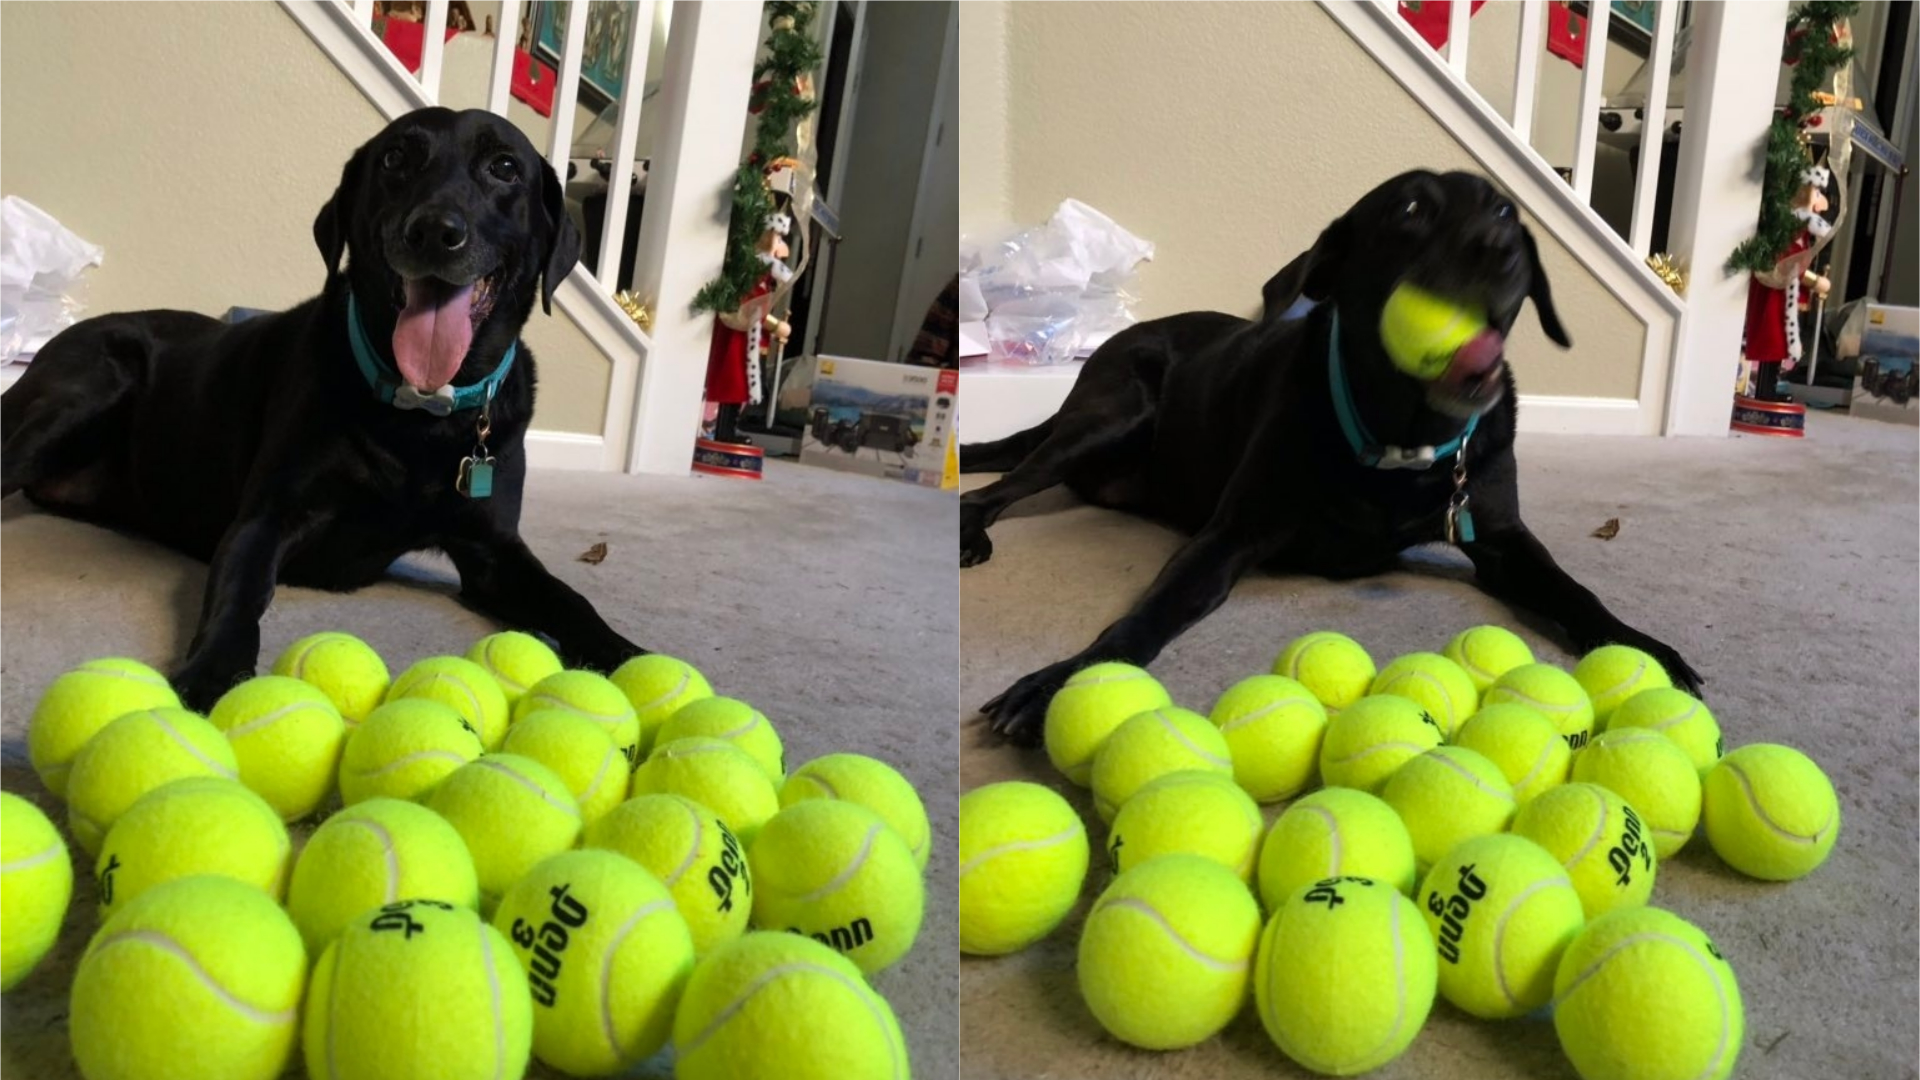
1513, 394, 1658, 436
525, 429, 608, 471
958, 361, 1085, 444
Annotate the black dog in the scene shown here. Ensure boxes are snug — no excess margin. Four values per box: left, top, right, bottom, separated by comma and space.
2, 108, 643, 710
962, 169, 1701, 742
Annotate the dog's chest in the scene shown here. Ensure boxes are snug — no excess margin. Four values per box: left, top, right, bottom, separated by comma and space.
1285, 465, 1456, 570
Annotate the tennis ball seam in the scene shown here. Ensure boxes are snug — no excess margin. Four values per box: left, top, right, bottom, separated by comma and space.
1637, 699, 1702, 732
348, 749, 475, 780
1217, 696, 1318, 735
1098, 898, 1248, 972
1554, 930, 1733, 1077
652, 798, 706, 887
479, 640, 527, 695
338, 818, 401, 903
596, 897, 678, 1056
654, 741, 744, 763
688, 709, 766, 740
2, 844, 63, 873
401, 674, 486, 720
1419, 753, 1516, 803
472, 759, 580, 820
1066, 671, 1156, 688
91, 929, 297, 1024
1511, 739, 1562, 794
284, 636, 347, 680
1141, 709, 1229, 767
1325, 741, 1433, 767
73, 662, 171, 688
1491, 878, 1576, 1008
1302, 806, 1343, 876
1381, 671, 1462, 718
1487, 688, 1577, 716
1724, 761, 1835, 844
524, 691, 632, 722
149, 711, 239, 780
626, 672, 694, 713
577, 748, 622, 808
1562, 786, 1612, 869
958, 823, 1083, 877
677, 959, 906, 1074
477, 919, 510, 1078
1585, 658, 1649, 703
223, 701, 334, 739
783, 823, 883, 903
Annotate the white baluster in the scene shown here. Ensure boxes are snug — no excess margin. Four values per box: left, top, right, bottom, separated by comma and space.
1512, 0, 1544, 146
547, 0, 592, 181
486, 0, 523, 116
598, 0, 660, 289
1570, 0, 1611, 202
419, 0, 449, 104
1628, 0, 1678, 255
1445, 0, 1471, 76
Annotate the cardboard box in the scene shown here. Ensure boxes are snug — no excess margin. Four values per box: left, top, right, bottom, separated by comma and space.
1850, 304, 1919, 425
800, 356, 957, 489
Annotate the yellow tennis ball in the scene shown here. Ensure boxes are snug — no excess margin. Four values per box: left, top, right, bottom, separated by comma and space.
304, 899, 531, 1080
1512, 782, 1656, 920
208, 675, 347, 821
1572, 728, 1702, 858
1573, 644, 1674, 728
515, 670, 643, 771
501, 710, 626, 826
1089, 705, 1232, 822
1484, 663, 1595, 752
337, 698, 483, 805
72, 875, 305, 1080
585, 794, 752, 956
1452, 703, 1572, 803
1207, 674, 1328, 801
1318, 694, 1444, 794
1, 792, 72, 991
1255, 875, 1437, 1075
1609, 688, 1723, 773
1702, 743, 1840, 881
1258, 787, 1418, 909
96, 777, 291, 919
1380, 282, 1489, 377
386, 656, 511, 751
1273, 631, 1377, 711
1553, 907, 1743, 1080
271, 631, 390, 725
1043, 662, 1172, 786
1443, 625, 1535, 693
658, 695, 785, 783
1382, 746, 1517, 870
285, 796, 479, 955
426, 754, 582, 909
465, 630, 562, 707
609, 653, 714, 759
1107, 770, 1262, 882
781, 753, 931, 870
28, 657, 181, 798
67, 707, 239, 856
493, 849, 695, 1075
1079, 854, 1262, 1049
748, 800, 924, 975
672, 931, 909, 1080
632, 736, 781, 845
1371, 652, 1479, 738
1419, 833, 1585, 1019
958, 781, 1088, 956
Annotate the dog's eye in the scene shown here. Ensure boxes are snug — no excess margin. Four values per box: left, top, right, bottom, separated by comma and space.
381, 147, 407, 172
1402, 199, 1422, 219
1494, 203, 1514, 219
488, 155, 522, 183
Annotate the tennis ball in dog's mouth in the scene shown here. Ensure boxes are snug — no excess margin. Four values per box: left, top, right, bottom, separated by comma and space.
1380, 283, 1489, 379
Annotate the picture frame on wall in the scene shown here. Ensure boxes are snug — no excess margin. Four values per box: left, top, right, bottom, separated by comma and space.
522, 0, 641, 112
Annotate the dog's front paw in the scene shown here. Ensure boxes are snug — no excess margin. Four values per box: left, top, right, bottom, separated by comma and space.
171, 659, 254, 713
960, 526, 994, 568
981, 662, 1076, 747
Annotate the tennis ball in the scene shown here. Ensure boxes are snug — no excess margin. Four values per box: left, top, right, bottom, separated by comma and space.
609, 653, 714, 759
1512, 782, 1656, 919
271, 631, 389, 725
1702, 743, 1840, 881
465, 630, 562, 707
1572, 728, 1702, 858
387, 656, 511, 751
672, 931, 909, 1080
1108, 770, 1263, 882
1483, 663, 1596, 752
749, 800, 924, 974
208, 675, 347, 821
96, 777, 291, 919
1573, 644, 1673, 728
427, 754, 582, 908
28, 657, 181, 797
67, 707, 239, 856
781, 753, 931, 870
957, 781, 1088, 955
1419, 833, 1585, 1019
1553, 907, 1743, 1080
1380, 282, 1488, 378
72, 875, 305, 1080
285, 796, 479, 954
515, 669, 643, 771
1443, 625, 1535, 693
304, 899, 532, 1080
337, 698, 483, 805
1079, 854, 1262, 1049
1207, 674, 1328, 801
586, 794, 752, 956
493, 849, 695, 1075
1043, 662, 1173, 785
1258, 787, 1418, 909
1255, 876, 1437, 1075
1273, 630, 1377, 711
1089, 705, 1232, 822
1, 792, 72, 991
501, 710, 626, 825
658, 695, 785, 782
1318, 694, 1444, 793
1609, 688, 1723, 773
1381, 746, 1518, 870
1370, 652, 1479, 738
631, 736, 781, 845
1452, 703, 1572, 803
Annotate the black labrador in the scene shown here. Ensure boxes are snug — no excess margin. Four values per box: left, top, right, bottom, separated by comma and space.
961, 169, 1702, 742
1, 108, 643, 711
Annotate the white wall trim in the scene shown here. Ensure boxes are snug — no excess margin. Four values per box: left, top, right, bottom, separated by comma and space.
525, 429, 608, 472
1514, 393, 1656, 436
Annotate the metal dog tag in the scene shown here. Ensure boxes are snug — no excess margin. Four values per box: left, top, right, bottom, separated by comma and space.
457, 456, 496, 499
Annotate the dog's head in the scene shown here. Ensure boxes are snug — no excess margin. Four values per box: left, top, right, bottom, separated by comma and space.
313, 108, 580, 394
1263, 170, 1569, 418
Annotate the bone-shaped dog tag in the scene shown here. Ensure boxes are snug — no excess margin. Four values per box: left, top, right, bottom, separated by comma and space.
457, 456, 496, 499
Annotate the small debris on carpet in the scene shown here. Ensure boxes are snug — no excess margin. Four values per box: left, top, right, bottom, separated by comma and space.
577, 542, 609, 564
1591, 518, 1621, 540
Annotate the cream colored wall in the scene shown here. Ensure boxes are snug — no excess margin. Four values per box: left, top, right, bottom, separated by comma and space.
965, 0, 1644, 400
958, 0, 1009, 236
0, 1, 609, 435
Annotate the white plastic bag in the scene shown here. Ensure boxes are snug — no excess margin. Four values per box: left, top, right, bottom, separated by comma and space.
963, 199, 1153, 364
1, 196, 104, 365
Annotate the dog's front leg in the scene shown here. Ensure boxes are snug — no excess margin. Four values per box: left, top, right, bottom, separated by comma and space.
173, 514, 301, 711
443, 532, 643, 673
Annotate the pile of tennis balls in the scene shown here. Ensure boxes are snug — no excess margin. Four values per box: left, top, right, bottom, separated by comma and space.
2, 630, 931, 1080
959, 626, 1841, 1079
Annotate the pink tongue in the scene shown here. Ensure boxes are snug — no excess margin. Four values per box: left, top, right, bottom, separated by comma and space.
1443, 328, 1506, 384
392, 279, 475, 393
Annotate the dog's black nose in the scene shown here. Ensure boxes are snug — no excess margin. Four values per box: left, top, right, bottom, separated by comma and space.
403, 209, 469, 256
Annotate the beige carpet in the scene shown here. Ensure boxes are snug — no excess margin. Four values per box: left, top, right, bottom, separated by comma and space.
959, 411, 1920, 1080
0, 459, 959, 1080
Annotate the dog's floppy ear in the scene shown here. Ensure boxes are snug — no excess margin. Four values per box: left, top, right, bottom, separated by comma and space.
313, 144, 369, 277
537, 158, 581, 315
1522, 226, 1571, 348
1261, 214, 1350, 318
